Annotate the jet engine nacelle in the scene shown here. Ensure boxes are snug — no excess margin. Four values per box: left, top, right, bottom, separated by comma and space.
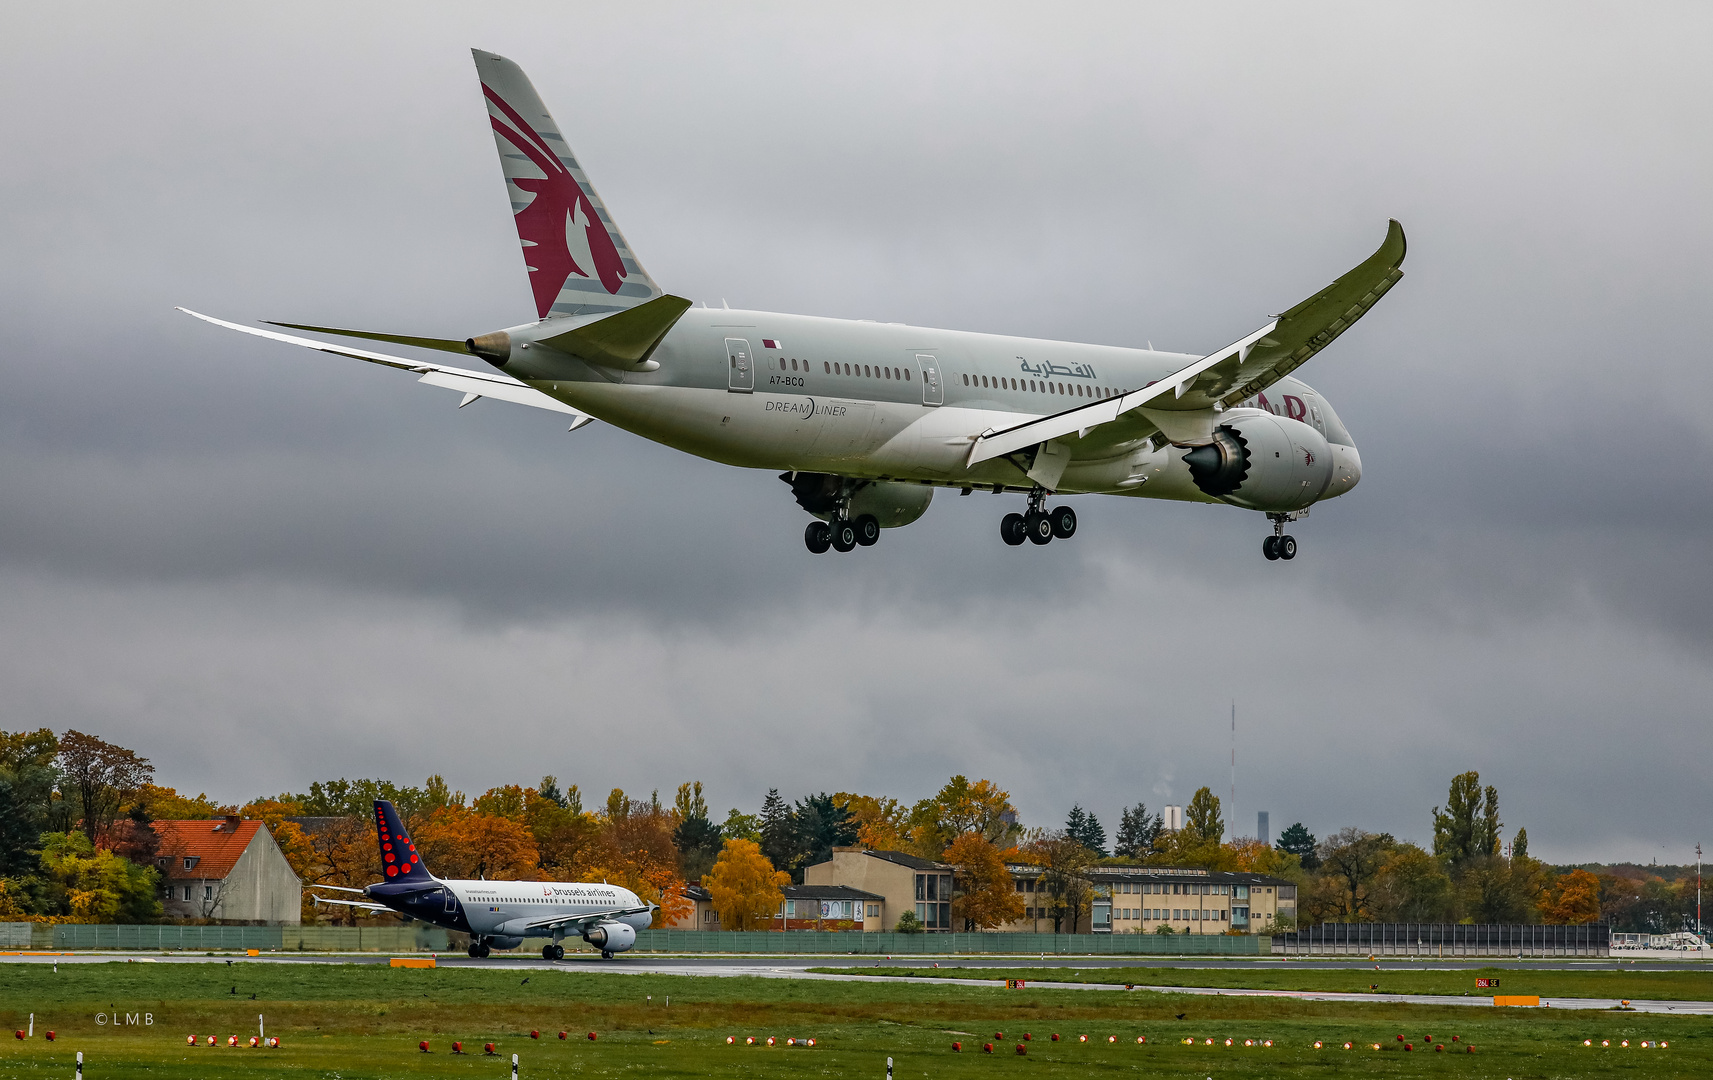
1181, 411, 1334, 512
786, 473, 933, 528
487, 935, 524, 950
581, 921, 637, 953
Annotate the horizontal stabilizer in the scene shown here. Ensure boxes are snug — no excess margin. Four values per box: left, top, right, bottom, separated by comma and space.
263, 321, 471, 355
538, 293, 693, 370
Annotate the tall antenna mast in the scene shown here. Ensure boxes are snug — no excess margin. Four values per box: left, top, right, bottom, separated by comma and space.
1230, 700, 1236, 829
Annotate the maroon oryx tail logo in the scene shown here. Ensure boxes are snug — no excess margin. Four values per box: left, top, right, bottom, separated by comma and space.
483, 83, 628, 317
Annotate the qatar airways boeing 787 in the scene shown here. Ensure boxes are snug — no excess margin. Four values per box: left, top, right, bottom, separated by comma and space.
185, 49, 1405, 560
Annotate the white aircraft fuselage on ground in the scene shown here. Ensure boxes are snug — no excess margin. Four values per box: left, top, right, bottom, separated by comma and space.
185, 49, 1405, 561
314, 800, 653, 960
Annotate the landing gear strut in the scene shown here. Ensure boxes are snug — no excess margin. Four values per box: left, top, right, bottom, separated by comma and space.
1263, 513, 1298, 561
803, 480, 881, 554
1002, 490, 1075, 547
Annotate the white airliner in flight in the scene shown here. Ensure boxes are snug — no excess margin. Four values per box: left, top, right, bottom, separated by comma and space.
185, 49, 1405, 561
313, 800, 654, 959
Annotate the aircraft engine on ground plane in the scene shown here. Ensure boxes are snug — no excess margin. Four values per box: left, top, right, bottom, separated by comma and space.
1182, 411, 1335, 512
582, 921, 637, 953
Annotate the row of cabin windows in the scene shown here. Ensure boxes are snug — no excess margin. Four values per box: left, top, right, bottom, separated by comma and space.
780, 357, 915, 381
774, 356, 1127, 401
962, 373, 1120, 399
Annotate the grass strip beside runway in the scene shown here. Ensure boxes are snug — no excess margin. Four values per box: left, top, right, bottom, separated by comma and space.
811, 963, 1713, 1001
0, 960, 1709, 1078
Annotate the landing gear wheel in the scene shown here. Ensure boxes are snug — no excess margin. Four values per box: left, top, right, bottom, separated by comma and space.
1026, 511, 1054, 545
830, 519, 858, 552
552, 944, 565, 960
1050, 505, 1077, 539
804, 520, 831, 553
1000, 513, 1027, 546
476, 942, 492, 958
468, 943, 482, 958
542, 944, 557, 960
601, 949, 614, 960
854, 514, 880, 546
1277, 534, 1297, 560
1262, 535, 1280, 561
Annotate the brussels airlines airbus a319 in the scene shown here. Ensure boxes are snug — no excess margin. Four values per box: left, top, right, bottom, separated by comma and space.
313, 800, 654, 959
184, 50, 1405, 560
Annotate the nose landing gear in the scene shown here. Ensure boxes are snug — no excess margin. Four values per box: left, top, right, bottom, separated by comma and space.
1002, 491, 1076, 547
467, 939, 492, 959
1263, 513, 1299, 561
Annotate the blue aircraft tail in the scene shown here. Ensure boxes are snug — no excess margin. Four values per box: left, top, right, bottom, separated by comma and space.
374, 800, 435, 884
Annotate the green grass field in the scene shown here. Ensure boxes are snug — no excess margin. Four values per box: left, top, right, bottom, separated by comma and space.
0, 960, 1708, 1078
811, 963, 1713, 1001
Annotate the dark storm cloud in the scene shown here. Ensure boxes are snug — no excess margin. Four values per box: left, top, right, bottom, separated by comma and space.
0, 3, 1708, 861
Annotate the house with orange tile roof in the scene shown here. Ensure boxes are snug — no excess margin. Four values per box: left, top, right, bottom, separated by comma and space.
151, 814, 302, 924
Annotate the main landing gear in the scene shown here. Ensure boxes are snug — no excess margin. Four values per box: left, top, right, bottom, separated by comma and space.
541, 943, 565, 960
805, 513, 880, 554
1001, 490, 1076, 547
1263, 513, 1298, 561
467, 939, 492, 959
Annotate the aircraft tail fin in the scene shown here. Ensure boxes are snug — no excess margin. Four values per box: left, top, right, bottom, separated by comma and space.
472, 49, 663, 320
373, 800, 436, 884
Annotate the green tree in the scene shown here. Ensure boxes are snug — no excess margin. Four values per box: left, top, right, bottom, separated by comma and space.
1031, 832, 1095, 932
1432, 770, 1501, 866
1511, 827, 1528, 860
894, 909, 925, 933
905, 776, 1020, 855
1317, 828, 1394, 920
672, 782, 723, 883
759, 789, 793, 870
1114, 803, 1162, 859
1275, 822, 1319, 870
1064, 805, 1108, 856
0, 728, 62, 875
1370, 843, 1454, 921
37, 831, 161, 922
788, 793, 858, 880
1184, 787, 1224, 845
721, 808, 761, 844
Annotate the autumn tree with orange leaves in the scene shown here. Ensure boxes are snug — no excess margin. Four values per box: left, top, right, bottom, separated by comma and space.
705, 839, 789, 930
945, 833, 1025, 930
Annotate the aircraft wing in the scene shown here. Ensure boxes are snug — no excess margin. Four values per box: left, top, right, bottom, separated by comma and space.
517, 904, 653, 933
311, 895, 392, 914
177, 309, 595, 428
967, 220, 1406, 464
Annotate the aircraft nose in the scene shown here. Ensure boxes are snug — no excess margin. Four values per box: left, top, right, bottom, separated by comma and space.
1335, 444, 1362, 492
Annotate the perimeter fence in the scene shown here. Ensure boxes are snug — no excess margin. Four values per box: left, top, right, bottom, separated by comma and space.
1272, 922, 1609, 957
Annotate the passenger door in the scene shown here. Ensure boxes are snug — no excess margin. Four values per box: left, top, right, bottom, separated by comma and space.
915, 353, 943, 406
726, 338, 754, 393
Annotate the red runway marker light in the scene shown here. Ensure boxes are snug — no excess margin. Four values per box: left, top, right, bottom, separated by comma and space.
1404, 1043, 1413, 1051
726, 1037, 735, 1045
45, 1032, 55, 1042
982, 1042, 993, 1053
14, 1032, 22, 1041
562, 1032, 570, 1040
530, 1030, 540, 1039
1051, 1033, 1060, 1041
452, 1041, 464, 1054
994, 1031, 1003, 1039
952, 1041, 961, 1052
249, 1036, 259, 1048
1015, 1043, 1026, 1055
419, 1041, 430, 1052
587, 1032, 598, 1041
1022, 1033, 1031, 1041
484, 1042, 497, 1055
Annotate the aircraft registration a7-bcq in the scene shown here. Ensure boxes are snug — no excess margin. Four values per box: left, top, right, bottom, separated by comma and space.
184, 49, 1406, 560
313, 800, 654, 959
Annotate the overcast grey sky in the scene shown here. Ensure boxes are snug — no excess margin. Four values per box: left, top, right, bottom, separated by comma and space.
2, 3, 1708, 863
